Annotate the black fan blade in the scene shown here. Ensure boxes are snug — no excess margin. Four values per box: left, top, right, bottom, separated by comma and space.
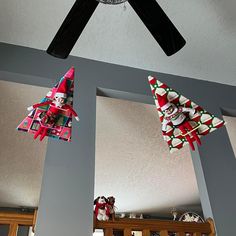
128, 0, 186, 56
47, 0, 99, 59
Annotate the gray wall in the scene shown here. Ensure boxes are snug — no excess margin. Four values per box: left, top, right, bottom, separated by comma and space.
0, 43, 236, 235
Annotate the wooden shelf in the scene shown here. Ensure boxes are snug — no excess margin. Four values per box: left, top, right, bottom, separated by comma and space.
94, 217, 215, 236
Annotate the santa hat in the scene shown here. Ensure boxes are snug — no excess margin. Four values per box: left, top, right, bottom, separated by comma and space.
157, 93, 172, 111
55, 67, 75, 98
55, 78, 67, 98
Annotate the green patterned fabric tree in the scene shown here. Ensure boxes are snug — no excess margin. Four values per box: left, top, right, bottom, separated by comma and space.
148, 76, 225, 153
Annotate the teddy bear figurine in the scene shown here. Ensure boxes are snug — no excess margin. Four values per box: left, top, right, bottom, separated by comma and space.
94, 196, 109, 221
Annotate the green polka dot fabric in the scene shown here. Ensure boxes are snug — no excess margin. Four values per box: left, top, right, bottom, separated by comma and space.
148, 76, 225, 153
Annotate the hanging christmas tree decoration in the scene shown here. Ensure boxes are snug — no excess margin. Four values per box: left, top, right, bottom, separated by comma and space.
17, 67, 79, 142
148, 76, 225, 153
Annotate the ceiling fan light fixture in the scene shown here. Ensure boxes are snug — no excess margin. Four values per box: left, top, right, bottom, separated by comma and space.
97, 0, 127, 4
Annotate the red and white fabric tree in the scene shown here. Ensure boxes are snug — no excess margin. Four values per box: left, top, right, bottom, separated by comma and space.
148, 76, 225, 153
17, 67, 79, 142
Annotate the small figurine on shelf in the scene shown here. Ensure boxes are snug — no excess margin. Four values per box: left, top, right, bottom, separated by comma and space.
157, 93, 201, 151
94, 196, 109, 221
27, 78, 79, 141
106, 196, 116, 221
171, 208, 178, 221
129, 213, 136, 218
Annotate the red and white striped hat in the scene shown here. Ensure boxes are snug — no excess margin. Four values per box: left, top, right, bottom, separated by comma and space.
157, 93, 172, 111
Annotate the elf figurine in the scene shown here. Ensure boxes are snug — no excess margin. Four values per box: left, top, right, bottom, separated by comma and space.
27, 78, 79, 141
148, 76, 225, 153
157, 93, 201, 151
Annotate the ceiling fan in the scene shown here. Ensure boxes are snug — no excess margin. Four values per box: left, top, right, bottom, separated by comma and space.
47, 0, 186, 59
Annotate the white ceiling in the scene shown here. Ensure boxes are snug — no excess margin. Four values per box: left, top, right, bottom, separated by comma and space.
0, 80, 48, 208
1, 0, 236, 86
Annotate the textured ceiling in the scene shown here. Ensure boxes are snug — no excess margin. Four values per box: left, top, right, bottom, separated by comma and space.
223, 116, 236, 158
1, 0, 236, 86
0, 80, 48, 208
95, 96, 200, 216
0, 80, 236, 217
0, 80, 199, 217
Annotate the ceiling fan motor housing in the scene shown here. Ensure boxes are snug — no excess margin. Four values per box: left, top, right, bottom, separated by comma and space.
97, 0, 127, 4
